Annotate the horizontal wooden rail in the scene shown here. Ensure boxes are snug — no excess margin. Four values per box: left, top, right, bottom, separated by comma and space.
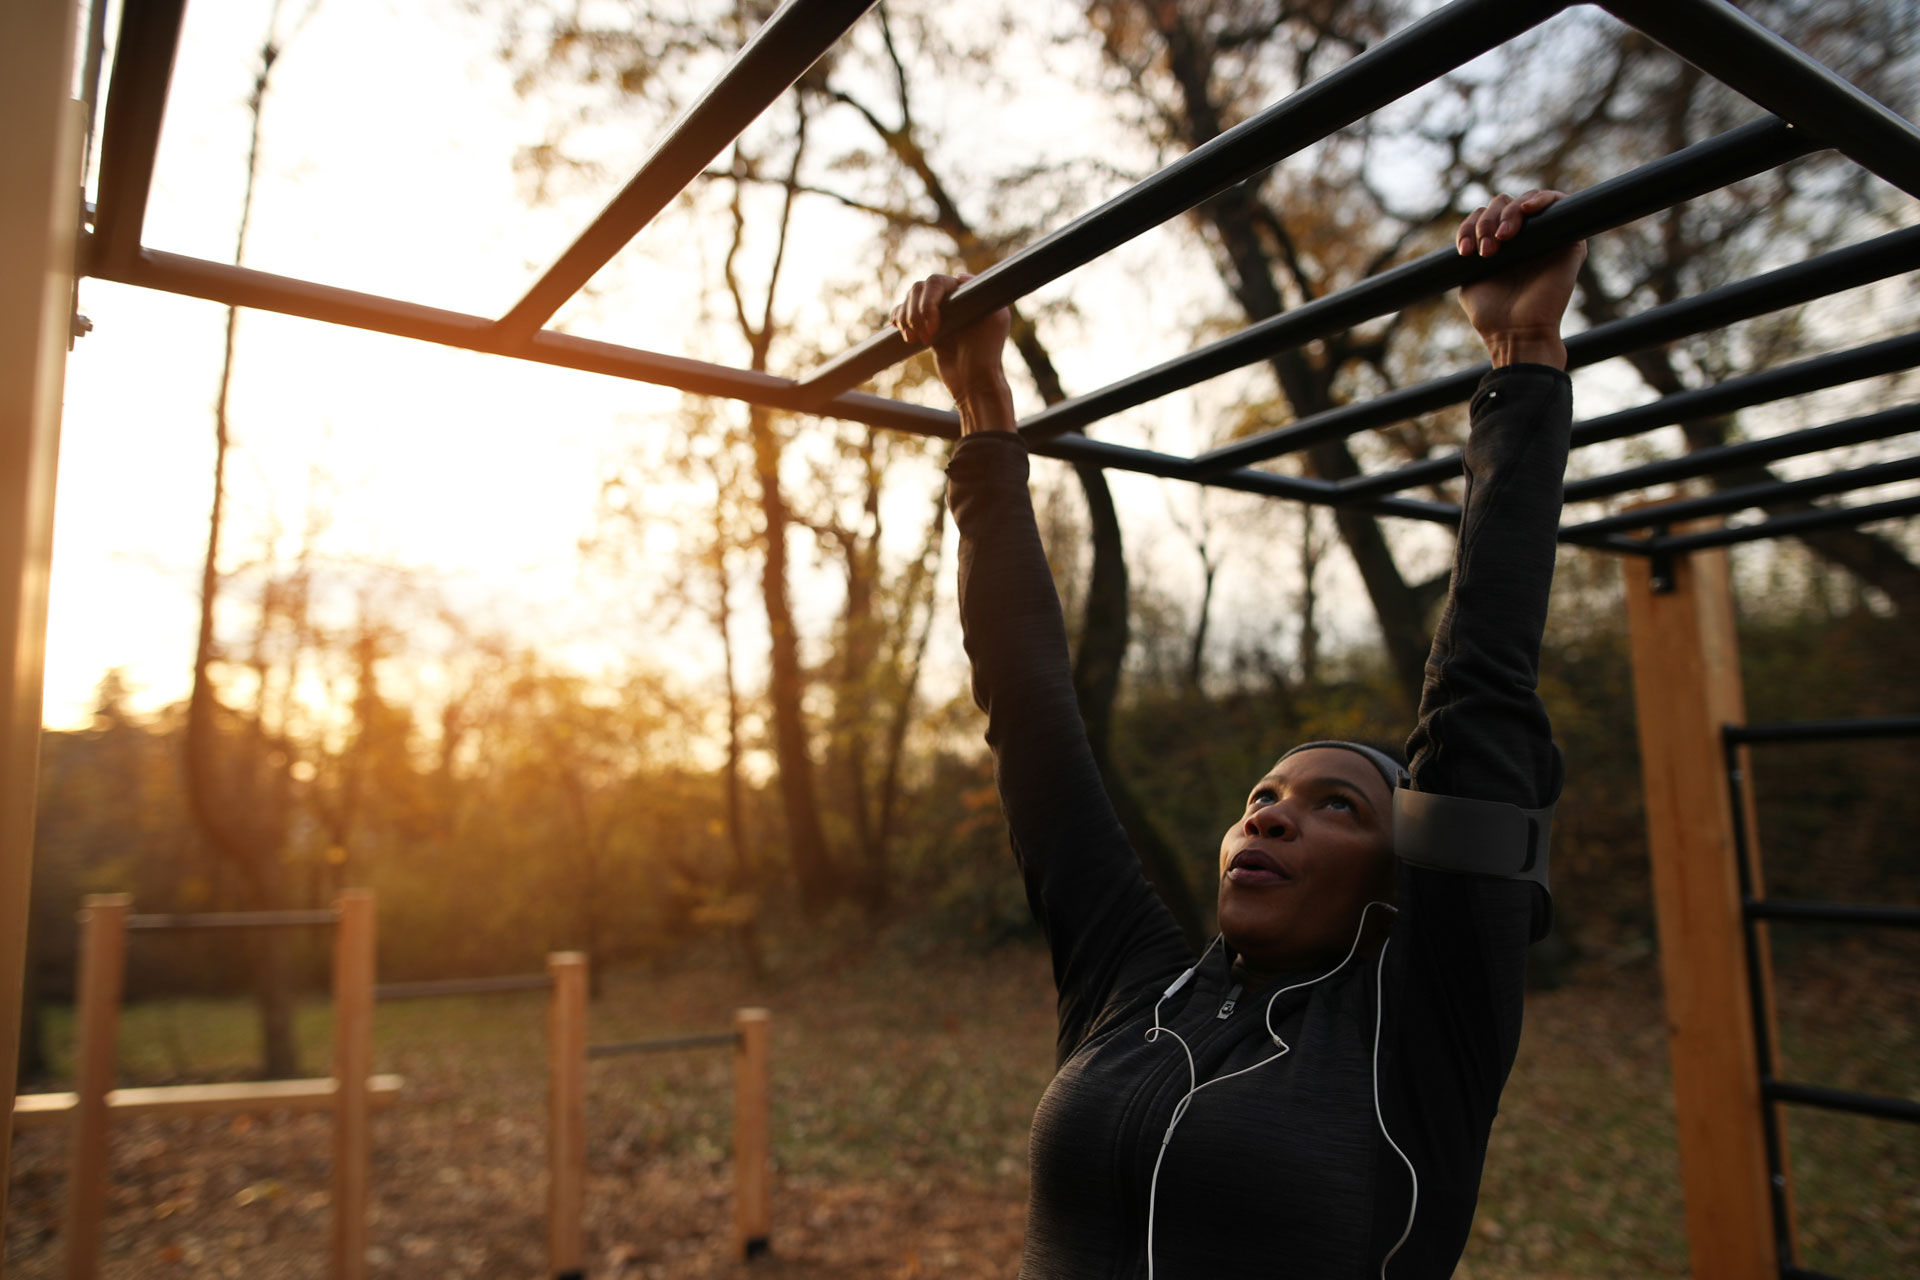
11, 1074, 404, 1131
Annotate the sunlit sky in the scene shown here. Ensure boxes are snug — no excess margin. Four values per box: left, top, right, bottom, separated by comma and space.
45, 0, 1330, 733
44, 0, 1920, 734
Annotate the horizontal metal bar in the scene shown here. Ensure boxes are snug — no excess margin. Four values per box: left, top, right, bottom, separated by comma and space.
1728, 715, 1920, 745
374, 974, 554, 1001
124, 910, 337, 931
494, 0, 878, 342
1599, 0, 1920, 199
1342, 329, 1920, 500
795, 0, 1571, 403
1054, 116, 1811, 456
89, 246, 962, 440
1560, 455, 1920, 539
1641, 492, 1920, 554
1781, 1269, 1849, 1280
1562, 403, 1920, 506
1745, 898, 1920, 929
1192, 220, 1920, 473
1763, 1078, 1920, 1125
588, 1032, 739, 1058
93, 0, 188, 272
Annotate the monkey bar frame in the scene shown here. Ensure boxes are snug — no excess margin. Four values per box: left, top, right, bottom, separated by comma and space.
6, 0, 1919, 1277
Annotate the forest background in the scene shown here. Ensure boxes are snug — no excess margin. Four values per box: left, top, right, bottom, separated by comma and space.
17, 0, 1920, 1111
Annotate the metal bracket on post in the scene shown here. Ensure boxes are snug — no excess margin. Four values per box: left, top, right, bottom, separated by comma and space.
1649, 525, 1677, 594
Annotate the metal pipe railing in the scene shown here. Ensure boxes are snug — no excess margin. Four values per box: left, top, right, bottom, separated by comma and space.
1729, 715, 1920, 744
492, 0, 879, 342
91, 0, 188, 273
125, 909, 338, 931
1560, 456, 1920, 540
1763, 1078, 1920, 1126
1600, 0, 1920, 198
1744, 899, 1920, 929
794, 0, 1571, 403
1187, 222, 1920, 472
1340, 330, 1920, 501
1031, 117, 1814, 448
1632, 493, 1920, 554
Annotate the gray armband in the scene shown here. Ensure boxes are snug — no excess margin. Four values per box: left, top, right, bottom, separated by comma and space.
1393, 788, 1554, 911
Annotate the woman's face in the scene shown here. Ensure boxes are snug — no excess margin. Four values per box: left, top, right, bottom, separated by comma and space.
1216, 748, 1396, 972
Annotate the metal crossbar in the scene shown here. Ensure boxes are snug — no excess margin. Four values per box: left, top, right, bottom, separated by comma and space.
1722, 716, 1920, 1279
373, 974, 554, 1000
78, 0, 1920, 550
125, 910, 338, 931
588, 1032, 739, 1059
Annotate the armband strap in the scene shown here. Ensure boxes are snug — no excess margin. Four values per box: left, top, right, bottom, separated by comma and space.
1392, 788, 1553, 897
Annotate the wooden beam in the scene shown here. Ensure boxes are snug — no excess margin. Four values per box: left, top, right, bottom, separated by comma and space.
733, 1008, 771, 1259
331, 890, 375, 1280
0, 4, 84, 1270
63, 896, 129, 1280
546, 952, 588, 1280
1623, 542, 1779, 1278
11, 1075, 405, 1131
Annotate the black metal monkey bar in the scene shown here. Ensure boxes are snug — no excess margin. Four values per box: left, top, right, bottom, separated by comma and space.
80, 0, 1920, 548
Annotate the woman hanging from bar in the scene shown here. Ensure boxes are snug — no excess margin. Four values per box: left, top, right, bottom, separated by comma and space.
893, 188, 1584, 1278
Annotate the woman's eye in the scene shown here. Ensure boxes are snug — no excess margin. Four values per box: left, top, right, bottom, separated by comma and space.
1249, 790, 1276, 807
1325, 795, 1355, 812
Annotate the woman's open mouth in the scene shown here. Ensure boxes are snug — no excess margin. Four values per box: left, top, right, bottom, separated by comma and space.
1226, 849, 1293, 887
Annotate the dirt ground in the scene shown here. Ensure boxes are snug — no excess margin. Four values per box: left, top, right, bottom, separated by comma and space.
7, 937, 1916, 1278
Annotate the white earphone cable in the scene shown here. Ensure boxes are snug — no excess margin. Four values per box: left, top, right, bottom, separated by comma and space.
1142, 902, 1411, 1280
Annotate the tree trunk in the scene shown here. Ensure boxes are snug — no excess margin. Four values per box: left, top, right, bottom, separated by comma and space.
747, 404, 840, 913
1071, 462, 1209, 947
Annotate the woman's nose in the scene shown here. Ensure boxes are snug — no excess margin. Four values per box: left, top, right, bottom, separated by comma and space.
1245, 805, 1292, 838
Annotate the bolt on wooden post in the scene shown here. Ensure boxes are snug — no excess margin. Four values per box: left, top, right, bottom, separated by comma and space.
733, 1008, 771, 1259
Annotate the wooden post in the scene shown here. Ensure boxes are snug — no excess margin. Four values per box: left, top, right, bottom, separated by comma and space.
63, 895, 130, 1280
0, 3, 85, 1268
330, 890, 375, 1280
1623, 544, 1780, 1279
546, 952, 588, 1280
732, 1008, 771, 1260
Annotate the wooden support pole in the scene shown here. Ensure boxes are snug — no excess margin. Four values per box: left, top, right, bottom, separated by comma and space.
1623, 544, 1780, 1279
733, 1007, 771, 1260
0, 3, 84, 1270
330, 890, 375, 1280
63, 895, 130, 1280
546, 952, 588, 1280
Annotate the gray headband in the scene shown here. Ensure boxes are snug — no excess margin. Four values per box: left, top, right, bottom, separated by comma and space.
1277, 740, 1410, 792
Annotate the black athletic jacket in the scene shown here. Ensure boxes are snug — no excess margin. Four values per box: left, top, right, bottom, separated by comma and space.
947, 365, 1572, 1279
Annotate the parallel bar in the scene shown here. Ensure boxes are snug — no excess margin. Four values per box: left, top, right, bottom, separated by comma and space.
1039, 116, 1812, 449
92, 247, 961, 439
1188, 221, 1920, 472
1342, 330, 1920, 500
1763, 1078, 1920, 1125
1781, 1270, 1849, 1280
587, 1032, 738, 1058
796, 0, 1570, 402
1728, 715, 1920, 744
1561, 455, 1920, 539
127, 909, 338, 930
1600, 0, 1920, 198
91, 0, 188, 272
494, 0, 878, 342
373, 973, 552, 1000
11, 1075, 405, 1131
1643, 493, 1920, 554
1563, 403, 1920, 505
1745, 899, 1920, 929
